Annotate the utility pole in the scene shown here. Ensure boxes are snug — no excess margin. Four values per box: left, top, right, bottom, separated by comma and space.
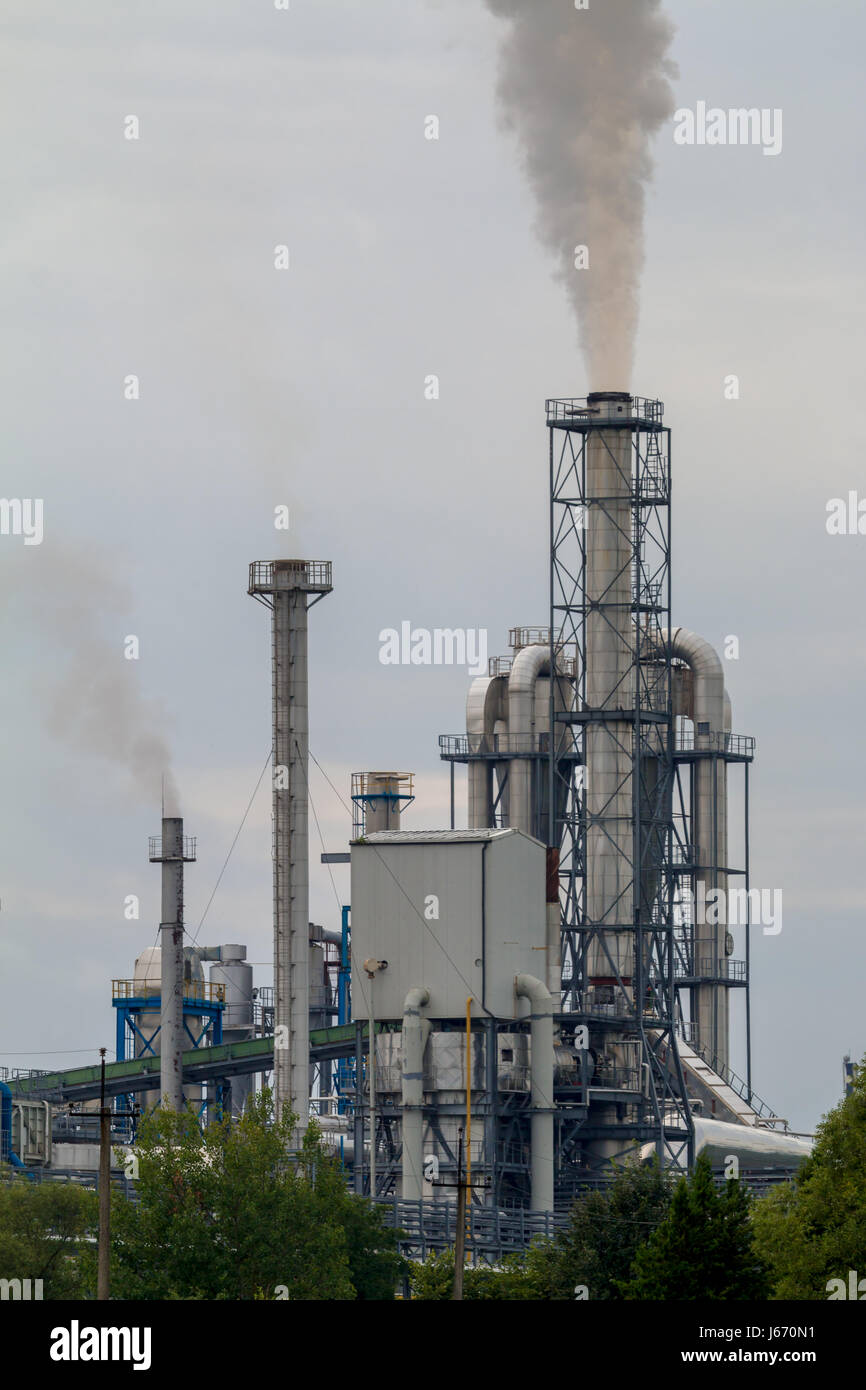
431, 1123, 489, 1302
71, 1049, 137, 1302
98, 1051, 110, 1301
453, 1129, 467, 1301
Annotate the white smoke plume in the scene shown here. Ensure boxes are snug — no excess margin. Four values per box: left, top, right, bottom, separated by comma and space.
484, 0, 677, 388
2, 543, 179, 814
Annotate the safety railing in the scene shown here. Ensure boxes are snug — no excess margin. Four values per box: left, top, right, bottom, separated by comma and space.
112, 979, 226, 1005
675, 730, 756, 757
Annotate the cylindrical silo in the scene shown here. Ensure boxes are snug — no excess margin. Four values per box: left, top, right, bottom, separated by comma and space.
210, 944, 254, 1117
132, 944, 205, 1109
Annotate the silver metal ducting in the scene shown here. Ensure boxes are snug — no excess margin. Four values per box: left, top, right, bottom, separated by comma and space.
641, 1117, 812, 1170
466, 673, 508, 828
664, 627, 731, 1069
208, 945, 254, 1117
400, 987, 431, 1202
515, 973, 555, 1212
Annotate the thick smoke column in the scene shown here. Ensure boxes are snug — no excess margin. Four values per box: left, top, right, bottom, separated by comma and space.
484, 0, 677, 387
3, 544, 179, 813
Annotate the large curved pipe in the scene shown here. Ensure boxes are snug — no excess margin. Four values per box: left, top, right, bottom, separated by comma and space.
466, 675, 507, 829
666, 627, 725, 731
515, 974, 554, 1212
507, 645, 551, 837
663, 628, 730, 1067
401, 987, 431, 1202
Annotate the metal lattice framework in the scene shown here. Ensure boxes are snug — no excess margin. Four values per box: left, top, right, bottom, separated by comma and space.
547, 395, 693, 1170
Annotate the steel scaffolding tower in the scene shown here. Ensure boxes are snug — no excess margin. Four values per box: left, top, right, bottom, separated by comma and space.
249, 559, 333, 1134
547, 393, 693, 1170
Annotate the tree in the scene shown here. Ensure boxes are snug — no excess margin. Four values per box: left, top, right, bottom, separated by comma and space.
102, 1091, 404, 1300
623, 1152, 770, 1300
409, 1162, 671, 1301
752, 1054, 866, 1299
0, 1175, 96, 1298
408, 1246, 533, 1300
522, 1160, 672, 1300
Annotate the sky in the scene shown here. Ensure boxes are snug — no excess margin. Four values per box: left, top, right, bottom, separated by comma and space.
1, 0, 864, 1136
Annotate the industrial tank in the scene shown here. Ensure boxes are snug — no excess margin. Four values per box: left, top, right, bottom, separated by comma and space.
132, 945, 206, 1108
209, 945, 254, 1116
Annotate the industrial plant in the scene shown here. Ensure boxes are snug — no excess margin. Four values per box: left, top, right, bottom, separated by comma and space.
1, 390, 813, 1262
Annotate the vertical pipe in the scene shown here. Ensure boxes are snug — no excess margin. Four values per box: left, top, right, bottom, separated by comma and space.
353, 1021, 364, 1195
515, 973, 554, 1212
548, 424, 556, 851
159, 816, 184, 1112
401, 987, 430, 1202
450, 762, 455, 831
97, 1050, 110, 1302
368, 999, 376, 1199
465, 996, 472, 1237
745, 760, 751, 1098
546, 847, 562, 999
485, 1016, 498, 1208
338, 906, 351, 1027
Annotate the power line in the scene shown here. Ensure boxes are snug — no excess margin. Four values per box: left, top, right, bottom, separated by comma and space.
187, 746, 272, 948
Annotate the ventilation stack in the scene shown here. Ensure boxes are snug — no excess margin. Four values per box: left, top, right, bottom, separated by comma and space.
351, 771, 414, 836
149, 817, 196, 1113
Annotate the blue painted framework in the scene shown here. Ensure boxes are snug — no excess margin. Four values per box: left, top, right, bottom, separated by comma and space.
334, 905, 354, 1112
113, 991, 225, 1126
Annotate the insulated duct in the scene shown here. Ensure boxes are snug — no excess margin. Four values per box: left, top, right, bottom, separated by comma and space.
515, 973, 554, 1212
400, 987, 431, 1202
466, 673, 507, 828
663, 627, 730, 1069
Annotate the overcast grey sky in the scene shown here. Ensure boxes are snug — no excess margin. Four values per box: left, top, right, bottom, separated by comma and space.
1, 0, 864, 1135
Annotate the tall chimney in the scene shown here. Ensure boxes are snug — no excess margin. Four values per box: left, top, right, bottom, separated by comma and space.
249, 560, 333, 1135
149, 817, 195, 1112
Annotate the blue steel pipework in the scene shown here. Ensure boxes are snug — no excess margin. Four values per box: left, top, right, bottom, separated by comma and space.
338, 905, 351, 1026
0, 1080, 25, 1168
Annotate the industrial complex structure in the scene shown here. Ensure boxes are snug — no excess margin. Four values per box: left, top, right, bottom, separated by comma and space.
1, 391, 812, 1258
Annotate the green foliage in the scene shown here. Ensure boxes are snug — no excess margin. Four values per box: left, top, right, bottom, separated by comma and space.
410, 1162, 671, 1300
106, 1091, 404, 1300
752, 1055, 866, 1299
408, 1246, 533, 1300
522, 1160, 672, 1299
622, 1152, 770, 1300
0, 1175, 96, 1298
